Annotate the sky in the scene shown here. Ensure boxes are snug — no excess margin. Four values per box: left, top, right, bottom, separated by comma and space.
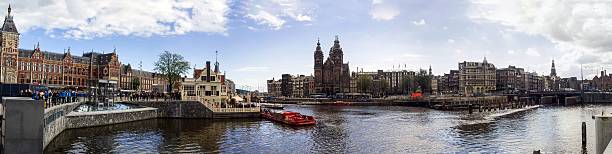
3, 0, 612, 92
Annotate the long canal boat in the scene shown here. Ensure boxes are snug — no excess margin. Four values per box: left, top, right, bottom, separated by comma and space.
261, 109, 316, 126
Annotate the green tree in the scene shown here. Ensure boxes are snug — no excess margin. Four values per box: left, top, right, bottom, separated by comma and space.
379, 79, 389, 97
131, 77, 141, 91
400, 77, 413, 94
415, 75, 431, 93
154, 51, 190, 93
414, 69, 432, 93
357, 75, 373, 93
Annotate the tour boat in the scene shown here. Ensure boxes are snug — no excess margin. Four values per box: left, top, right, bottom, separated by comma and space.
261, 103, 284, 109
261, 109, 316, 126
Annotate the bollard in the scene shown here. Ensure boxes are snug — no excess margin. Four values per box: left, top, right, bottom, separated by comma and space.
468, 105, 473, 114
583, 122, 587, 150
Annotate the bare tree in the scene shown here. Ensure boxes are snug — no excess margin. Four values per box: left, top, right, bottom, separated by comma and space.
154, 51, 190, 93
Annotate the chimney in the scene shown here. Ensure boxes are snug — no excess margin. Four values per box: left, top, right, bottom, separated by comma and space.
206, 61, 211, 82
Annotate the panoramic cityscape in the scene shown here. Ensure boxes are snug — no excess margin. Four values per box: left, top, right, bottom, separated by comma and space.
1, 0, 612, 153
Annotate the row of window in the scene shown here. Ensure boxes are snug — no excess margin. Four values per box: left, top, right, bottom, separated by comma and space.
18, 62, 92, 75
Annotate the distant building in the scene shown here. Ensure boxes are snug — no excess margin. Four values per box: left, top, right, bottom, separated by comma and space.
119, 64, 168, 93
225, 79, 236, 96
431, 76, 438, 95
266, 78, 281, 97
350, 69, 417, 96
281, 74, 293, 97
267, 74, 315, 97
458, 58, 497, 94
560, 77, 580, 91
438, 70, 460, 94
291, 75, 314, 97
524, 72, 544, 92
544, 60, 560, 91
314, 36, 350, 95
496, 65, 525, 93
592, 70, 612, 91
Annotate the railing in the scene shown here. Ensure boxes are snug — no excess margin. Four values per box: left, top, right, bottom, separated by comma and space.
43, 97, 85, 109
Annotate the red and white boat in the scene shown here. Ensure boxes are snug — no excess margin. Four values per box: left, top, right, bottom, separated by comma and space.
261, 109, 316, 126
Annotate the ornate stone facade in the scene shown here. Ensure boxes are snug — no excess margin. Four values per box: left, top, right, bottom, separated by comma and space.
0, 5, 18, 83
313, 36, 350, 95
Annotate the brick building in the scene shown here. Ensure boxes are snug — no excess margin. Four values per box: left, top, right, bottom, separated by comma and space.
496, 65, 525, 93
119, 64, 168, 93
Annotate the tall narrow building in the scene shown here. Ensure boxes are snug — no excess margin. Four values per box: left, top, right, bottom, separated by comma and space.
313, 36, 350, 95
0, 5, 19, 83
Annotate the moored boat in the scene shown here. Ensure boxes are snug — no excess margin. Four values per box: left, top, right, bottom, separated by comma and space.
261, 103, 284, 109
261, 109, 316, 126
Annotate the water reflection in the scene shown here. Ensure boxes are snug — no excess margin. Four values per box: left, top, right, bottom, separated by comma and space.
45, 104, 612, 153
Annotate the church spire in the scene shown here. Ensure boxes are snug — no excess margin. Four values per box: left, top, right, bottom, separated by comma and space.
551, 59, 557, 77
1, 4, 18, 33
214, 50, 220, 73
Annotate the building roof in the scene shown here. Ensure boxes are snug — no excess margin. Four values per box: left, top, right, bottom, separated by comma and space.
1, 6, 17, 33
18, 48, 117, 65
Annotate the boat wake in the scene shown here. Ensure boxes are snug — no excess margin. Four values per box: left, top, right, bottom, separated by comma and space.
459, 105, 541, 126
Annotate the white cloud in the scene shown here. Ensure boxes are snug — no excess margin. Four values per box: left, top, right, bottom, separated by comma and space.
235, 66, 271, 72
525, 48, 541, 57
243, 0, 314, 30
246, 10, 286, 30
5, 0, 229, 39
469, 0, 612, 76
447, 39, 455, 44
507, 50, 515, 54
412, 19, 426, 26
370, 0, 400, 21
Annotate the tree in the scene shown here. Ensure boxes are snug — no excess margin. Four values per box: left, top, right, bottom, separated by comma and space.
154, 51, 190, 93
379, 79, 389, 97
412, 69, 431, 93
131, 77, 140, 91
400, 77, 413, 94
357, 75, 372, 93
415, 75, 431, 93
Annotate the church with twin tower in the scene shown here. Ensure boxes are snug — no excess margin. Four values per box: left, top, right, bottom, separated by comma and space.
313, 36, 350, 95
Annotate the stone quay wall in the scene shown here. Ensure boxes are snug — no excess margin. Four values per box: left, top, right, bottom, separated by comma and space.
43, 101, 83, 149
127, 101, 214, 118
65, 107, 157, 129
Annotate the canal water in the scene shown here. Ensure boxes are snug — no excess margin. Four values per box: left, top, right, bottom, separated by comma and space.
45, 104, 612, 153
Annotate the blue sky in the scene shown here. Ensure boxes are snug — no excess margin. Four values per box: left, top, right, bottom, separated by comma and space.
5, 0, 612, 91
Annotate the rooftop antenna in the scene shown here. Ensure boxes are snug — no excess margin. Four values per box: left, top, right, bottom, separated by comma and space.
215, 50, 218, 63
